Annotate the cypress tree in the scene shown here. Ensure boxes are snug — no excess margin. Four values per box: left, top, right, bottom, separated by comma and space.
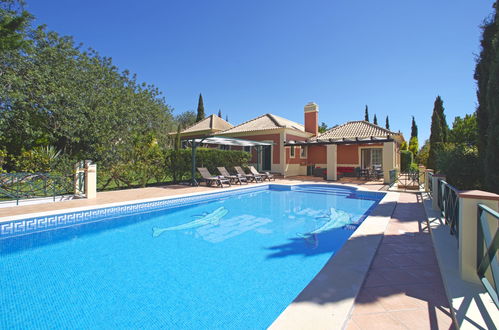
218, 109, 222, 118
385, 116, 390, 130
196, 93, 205, 122
411, 116, 418, 138
428, 97, 445, 171
364, 105, 369, 122
373, 114, 378, 125
475, 5, 498, 187
484, 2, 499, 192
225, 114, 229, 122
434, 96, 448, 142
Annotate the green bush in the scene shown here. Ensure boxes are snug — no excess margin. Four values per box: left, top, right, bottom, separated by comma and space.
400, 150, 413, 172
11, 146, 61, 173
97, 134, 166, 189
409, 163, 419, 171
437, 144, 481, 190
165, 148, 252, 183
0, 149, 6, 173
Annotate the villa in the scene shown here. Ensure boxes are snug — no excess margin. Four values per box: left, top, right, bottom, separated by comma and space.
176, 102, 404, 183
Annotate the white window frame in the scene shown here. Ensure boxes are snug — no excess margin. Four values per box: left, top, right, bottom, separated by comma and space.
290, 145, 295, 157
300, 146, 307, 158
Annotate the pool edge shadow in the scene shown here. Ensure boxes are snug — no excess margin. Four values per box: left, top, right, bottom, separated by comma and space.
269, 192, 398, 330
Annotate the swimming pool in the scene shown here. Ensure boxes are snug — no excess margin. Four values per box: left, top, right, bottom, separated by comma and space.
0, 184, 384, 329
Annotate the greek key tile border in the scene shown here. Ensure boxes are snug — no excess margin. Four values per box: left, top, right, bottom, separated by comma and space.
0, 185, 268, 240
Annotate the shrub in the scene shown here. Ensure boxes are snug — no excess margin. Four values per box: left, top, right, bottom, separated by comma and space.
0, 149, 6, 173
437, 144, 481, 190
165, 148, 251, 183
400, 150, 413, 172
409, 163, 419, 171
98, 134, 166, 189
11, 146, 61, 173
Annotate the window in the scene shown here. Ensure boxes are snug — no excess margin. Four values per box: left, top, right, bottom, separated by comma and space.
361, 148, 383, 168
290, 146, 295, 157
300, 146, 307, 158
219, 145, 230, 151
244, 146, 251, 153
371, 149, 382, 166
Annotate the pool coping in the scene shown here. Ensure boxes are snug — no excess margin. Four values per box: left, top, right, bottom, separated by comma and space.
269, 190, 398, 330
0, 181, 394, 329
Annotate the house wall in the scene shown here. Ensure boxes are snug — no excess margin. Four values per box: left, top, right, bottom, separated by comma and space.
284, 133, 309, 176
229, 133, 281, 164
337, 145, 359, 164
308, 145, 327, 164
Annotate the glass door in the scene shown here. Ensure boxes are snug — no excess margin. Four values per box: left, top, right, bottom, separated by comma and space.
361, 148, 383, 169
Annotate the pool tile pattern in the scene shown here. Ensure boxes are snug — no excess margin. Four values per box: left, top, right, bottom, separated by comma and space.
0, 185, 268, 239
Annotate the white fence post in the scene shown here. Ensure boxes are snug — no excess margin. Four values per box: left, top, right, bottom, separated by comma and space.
84, 160, 97, 199
458, 191, 499, 283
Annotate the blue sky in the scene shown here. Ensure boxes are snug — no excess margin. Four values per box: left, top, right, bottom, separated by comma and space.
27, 1, 494, 142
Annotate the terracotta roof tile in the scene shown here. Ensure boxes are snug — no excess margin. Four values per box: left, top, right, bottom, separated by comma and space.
181, 114, 232, 134
316, 121, 400, 140
218, 113, 304, 134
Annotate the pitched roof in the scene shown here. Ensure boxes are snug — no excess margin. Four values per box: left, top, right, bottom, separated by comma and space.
180, 114, 232, 134
218, 113, 304, 135
316, 121, 400, 140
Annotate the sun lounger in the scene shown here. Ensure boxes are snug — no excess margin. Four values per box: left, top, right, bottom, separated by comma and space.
249, 166, 275, 181
234, 166, 263, 183
217, 167, 248, 185
197, 167, 231, 188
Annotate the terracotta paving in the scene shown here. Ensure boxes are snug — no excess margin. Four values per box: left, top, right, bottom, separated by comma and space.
346, 193, 455, 330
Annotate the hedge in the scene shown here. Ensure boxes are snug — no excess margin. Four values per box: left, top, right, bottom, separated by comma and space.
400, 150, 413, 172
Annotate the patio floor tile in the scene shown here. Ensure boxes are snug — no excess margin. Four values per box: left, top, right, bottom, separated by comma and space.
346, 193, 454, 329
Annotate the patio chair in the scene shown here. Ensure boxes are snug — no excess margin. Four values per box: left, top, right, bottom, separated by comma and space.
217, 167, 248, 185
234, 166, 263, 183
372, 165, 383, 180
197, 167, 231, 188
249, 166, 275, 181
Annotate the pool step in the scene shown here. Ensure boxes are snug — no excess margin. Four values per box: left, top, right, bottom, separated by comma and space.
291, 187, 353, 197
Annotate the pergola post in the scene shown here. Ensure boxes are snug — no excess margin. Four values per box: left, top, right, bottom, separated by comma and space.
190, 140, 198, 186
187, 136, 272, 186
256, 146, 261, 172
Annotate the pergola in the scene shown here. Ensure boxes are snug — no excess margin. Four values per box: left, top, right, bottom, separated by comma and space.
283, 135, 395, 146
185, 136, 273, 186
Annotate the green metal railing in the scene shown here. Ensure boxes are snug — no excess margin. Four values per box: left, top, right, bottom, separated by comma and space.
427, 172, 434, 198
476, 204, 499, 308
390, 169, 420, 189
437, 179, 460, 239
389, 169, 398, 187
0, 173, 73, 205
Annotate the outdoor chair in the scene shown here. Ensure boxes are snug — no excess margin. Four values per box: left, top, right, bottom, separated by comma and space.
372, 165, 383, 180
249, 166, 275, 181
197, 167, 231, 188
217, 167, 248, 185
234, 166, 263, 183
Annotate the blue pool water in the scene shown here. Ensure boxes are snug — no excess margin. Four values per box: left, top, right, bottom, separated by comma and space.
0, 185, 383, 329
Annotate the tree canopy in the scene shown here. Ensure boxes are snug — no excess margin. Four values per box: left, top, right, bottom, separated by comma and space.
411, 116, 418, 138
196, 93, 205, 122
364, 105, 369, 122
385, 116, 390, 130
0, 0, 31, 52
427, 96, 446, 171
0, 0, 182, 177
474, 1, 499, 192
